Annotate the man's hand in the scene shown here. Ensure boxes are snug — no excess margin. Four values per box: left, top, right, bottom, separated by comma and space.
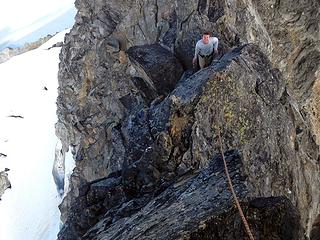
192, 57, 197, 66
214, 49, 218, 57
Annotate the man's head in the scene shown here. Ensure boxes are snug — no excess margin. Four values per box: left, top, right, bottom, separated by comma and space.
202, 31, 211, 44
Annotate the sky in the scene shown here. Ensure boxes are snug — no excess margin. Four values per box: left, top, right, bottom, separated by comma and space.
0, 29, 75, 240
0, 0, 76, 49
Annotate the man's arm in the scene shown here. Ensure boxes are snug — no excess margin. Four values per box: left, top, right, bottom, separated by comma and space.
212, 37, 219, 57
193, 42, 199, 65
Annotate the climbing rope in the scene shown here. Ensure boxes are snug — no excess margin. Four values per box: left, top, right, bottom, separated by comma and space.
217, 129, 255, 240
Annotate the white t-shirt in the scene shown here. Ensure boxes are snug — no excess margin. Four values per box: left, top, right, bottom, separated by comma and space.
194, 37, 219, 57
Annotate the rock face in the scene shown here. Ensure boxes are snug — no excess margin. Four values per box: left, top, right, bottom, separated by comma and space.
0, 169, 11, 199
56, 0, 320, 239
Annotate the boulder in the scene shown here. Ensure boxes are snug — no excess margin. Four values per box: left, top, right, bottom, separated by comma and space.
127, 44, 184, 97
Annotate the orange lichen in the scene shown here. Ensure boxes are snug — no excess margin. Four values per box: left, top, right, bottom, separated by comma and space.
119, 50, 127, 64
170, 114, 189, 144
79, 52, 95, 108
307, 69, 320, 144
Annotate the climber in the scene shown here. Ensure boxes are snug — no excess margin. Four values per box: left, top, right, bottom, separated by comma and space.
192, 31, 219, 69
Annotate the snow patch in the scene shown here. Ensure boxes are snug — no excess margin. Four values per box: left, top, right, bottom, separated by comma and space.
0, 29, 72, 240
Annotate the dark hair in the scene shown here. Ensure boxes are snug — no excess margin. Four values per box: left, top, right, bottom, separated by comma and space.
203, 31, 211, 36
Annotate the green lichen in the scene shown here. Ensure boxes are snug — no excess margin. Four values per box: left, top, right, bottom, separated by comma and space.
237, 116, 250, 145
223, 101, 235, 124
205, 72, 251, 145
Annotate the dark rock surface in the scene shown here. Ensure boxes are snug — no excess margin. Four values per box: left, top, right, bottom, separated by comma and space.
59, 150, 303, 240
85, 152, 302, 240
127, 43, 184, 97
310, 215, 320, 240
56, 0, 319, 239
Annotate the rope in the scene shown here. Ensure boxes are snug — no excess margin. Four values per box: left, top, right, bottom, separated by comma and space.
217, 129, 255, 240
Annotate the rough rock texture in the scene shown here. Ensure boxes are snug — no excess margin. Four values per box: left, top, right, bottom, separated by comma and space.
59, 150, 303, 240
0, 169, 11, 199
85, 152, 302, 240
310, 214, 320, 240
56, 0, 320, 239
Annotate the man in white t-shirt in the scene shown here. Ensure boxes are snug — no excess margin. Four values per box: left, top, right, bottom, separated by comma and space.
192, 32, 219, 69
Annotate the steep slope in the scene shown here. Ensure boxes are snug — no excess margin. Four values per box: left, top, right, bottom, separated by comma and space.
56, 0, 320, 239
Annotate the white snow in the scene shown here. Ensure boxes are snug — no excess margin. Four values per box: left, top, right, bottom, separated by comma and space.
0, 0, 74, 29
0, 29, 73, 240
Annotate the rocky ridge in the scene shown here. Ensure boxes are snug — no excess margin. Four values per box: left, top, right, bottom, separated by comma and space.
56, 0, 320, 239
0, 35, 53, 64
